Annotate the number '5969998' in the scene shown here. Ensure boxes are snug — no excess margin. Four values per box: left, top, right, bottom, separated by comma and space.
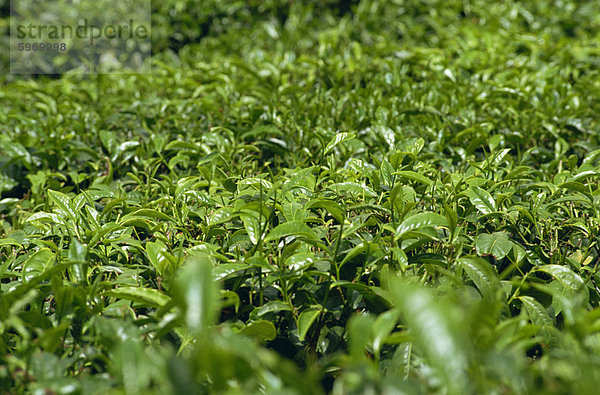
17, 42, 67, 51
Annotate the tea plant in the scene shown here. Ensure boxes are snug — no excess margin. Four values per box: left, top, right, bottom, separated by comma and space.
1, 0, 600, 393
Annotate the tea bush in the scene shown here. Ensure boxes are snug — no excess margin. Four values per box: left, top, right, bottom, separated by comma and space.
1, 0, 600, 393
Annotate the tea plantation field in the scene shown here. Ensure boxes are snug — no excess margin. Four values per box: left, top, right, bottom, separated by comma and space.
1, 0, 600, 393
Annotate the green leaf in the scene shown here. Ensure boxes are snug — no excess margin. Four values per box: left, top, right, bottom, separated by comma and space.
29, 351, 62, 381
388, 277, 468, 393
339, 242, 371, 267
573, 170, 600, 182
240, 213, 263, 245
120, 208, 175, 223
284, 253, 316, 272
104, 287, 170, 308
48, 190, 77, 220
392, 170, 433, 186
222, 177, 237, 193
264, 221, 317, 242
534, 265, 585, 293
36, 322, 71, 353
241, 124, 284, 139
23, 248, 55, 282
89, 222, 124, 246
220, 290, 240, 312
297, 307, 322, 342
371, 309, 400, 356
0, 238, 22, 248
241, 320, 277, 342
330, 281, 379, 299
391, 247, 409, 267
557, 182, 593, 201
213, 263, 251, 280
281, 167, 315, 197
475, 232, 513, 260
459, 256, 500, 298
519, 296, 554, 341
347, 314, 375, 359
208, 208, 236, 226
257, 301, 292, 317
146, 241, 170, 276
27, 212, 64, 224
68, 238, 88, 284
395, 213, 448, 241
306, 199, 345, 223
324, 132, 355, 155
174, 256, 219, 333
468, 186, 496, 215
328, 182, 377, 198
444, 203, 459, 241
245, 256, 277, 272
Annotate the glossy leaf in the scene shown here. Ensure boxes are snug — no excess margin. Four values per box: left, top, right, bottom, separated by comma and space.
48, 190, 77, 220
460, 256, 500, 298
297, 307, 322, 342
475, 232, 513, 260
241, 320, 277, 342
264, 221, 317, 242
468, 186, 496, 215
323, 132, 355, 155
104, 287, 170, 308
395, 213, 448, 241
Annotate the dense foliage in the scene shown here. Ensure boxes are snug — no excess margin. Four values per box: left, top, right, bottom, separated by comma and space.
2, 0, 600, 393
